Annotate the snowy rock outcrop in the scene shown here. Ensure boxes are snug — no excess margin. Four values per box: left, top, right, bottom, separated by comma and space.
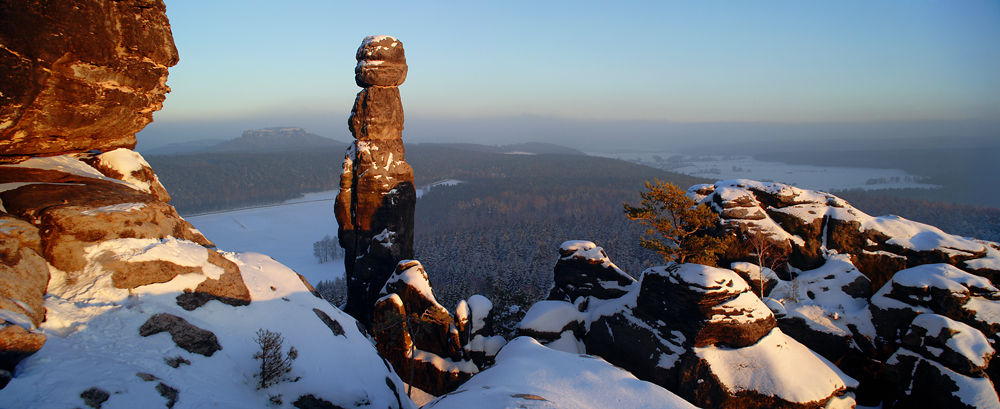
336, 36, 418, 328
691, 180, 999, 291
374, 260, 505, 396
0, 0, 178, 161
547, 240, 637, 302
870, 263, 1000, 405
885, 314, 1000, 408
522, 244, 857, 409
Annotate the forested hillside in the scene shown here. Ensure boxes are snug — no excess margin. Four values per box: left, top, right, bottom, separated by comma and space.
152, 144, 1000, 334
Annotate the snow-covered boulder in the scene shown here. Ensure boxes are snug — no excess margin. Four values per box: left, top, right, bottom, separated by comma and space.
536, 256, 856, 409
871, 264, 1000, 349
422, 337, 699, 409
547, 240, 636, 303
82, 148, 171, 203
375, 260, 496, 397
885, 314, 1000, 408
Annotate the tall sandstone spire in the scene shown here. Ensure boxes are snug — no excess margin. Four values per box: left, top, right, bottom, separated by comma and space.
335, 36, 417, 327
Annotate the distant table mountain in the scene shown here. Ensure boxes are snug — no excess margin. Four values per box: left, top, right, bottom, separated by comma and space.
206, 127, 348, 153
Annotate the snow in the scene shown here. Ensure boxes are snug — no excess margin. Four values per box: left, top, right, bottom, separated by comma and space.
97, 148, 155, 193
80, 202, 147, 216
545, 330, 586, 354
965, 241, 1000, 271
887, 349, 1000, 408
709, 291, 773, 325
661, 263, 750, 295
860, 215, 985, 257
423, 337, 699, 409
519, 300, 583, 333
411, 349, 479, 375
467, 294, 493, 334
695, 327, 857, 404
1, 237, 416, 409
769, 254, 877, 342
185, 190, 344, 286
909, 314, 993, 369
884, 264, 997, 296
382, 261, 439, 305
5, 155, 146, 193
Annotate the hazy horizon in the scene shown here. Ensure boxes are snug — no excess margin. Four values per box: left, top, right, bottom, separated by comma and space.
138, 0, 1000, 152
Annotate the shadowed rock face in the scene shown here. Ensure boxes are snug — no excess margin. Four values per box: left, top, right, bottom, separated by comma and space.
336, 36, 416, 327
0, 0, 178, 161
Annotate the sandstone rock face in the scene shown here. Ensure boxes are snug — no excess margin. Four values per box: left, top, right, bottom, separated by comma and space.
0, 0, 178, 161
0, 214, 49, 327
0, 323, 45, 375
0, 157, 213, 273
690, 180, 997, 291
373, 261, 476, 396
374, 260, 505, 396
547, 240, 636, 302
336, 36, 417, 327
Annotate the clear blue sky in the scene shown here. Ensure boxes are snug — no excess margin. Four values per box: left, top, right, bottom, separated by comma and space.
139, 0, 1000, 150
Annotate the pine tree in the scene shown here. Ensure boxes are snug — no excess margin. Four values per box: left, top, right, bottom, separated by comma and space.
253, 329, 298, 389
623, 179, 731, 265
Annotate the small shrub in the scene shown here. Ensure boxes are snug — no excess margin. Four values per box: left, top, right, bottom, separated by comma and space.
253, 329, 298, 389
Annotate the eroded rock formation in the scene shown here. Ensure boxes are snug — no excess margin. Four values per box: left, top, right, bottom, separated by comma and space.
0, 0, 179, 161
374, 260, 505, 396
522, 244, 857, 409
336, 36, 417, 327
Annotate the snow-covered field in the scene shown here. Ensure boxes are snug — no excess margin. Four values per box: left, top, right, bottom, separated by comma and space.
186, 191, 344, 286
587, 152, 937, 192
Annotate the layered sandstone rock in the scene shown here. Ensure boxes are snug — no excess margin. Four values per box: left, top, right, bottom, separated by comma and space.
373, 261, 482, 396
690, 180, 998, 291
0, 0, 178, 161
336, 36, 417, 327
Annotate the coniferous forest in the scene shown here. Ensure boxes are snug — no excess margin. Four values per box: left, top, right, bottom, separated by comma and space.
149, 144, 1000, 334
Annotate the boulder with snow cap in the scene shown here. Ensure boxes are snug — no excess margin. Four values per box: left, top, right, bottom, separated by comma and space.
871, 264, 1000, 350
767, 255, 883, 405
82, 148, 171, 202
337, 36, 417, 328
635, 264, 776, 349
573, 263, 857, 409
374, 260, 483, 396
884, 314, 1000, 409
547, 240, 636, 302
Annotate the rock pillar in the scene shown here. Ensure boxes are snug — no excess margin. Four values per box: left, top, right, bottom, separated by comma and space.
335, 36, 416, 327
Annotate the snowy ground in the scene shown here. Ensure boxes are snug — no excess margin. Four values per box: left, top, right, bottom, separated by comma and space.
586, 151, 937, 192
185, 191, 345, 286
